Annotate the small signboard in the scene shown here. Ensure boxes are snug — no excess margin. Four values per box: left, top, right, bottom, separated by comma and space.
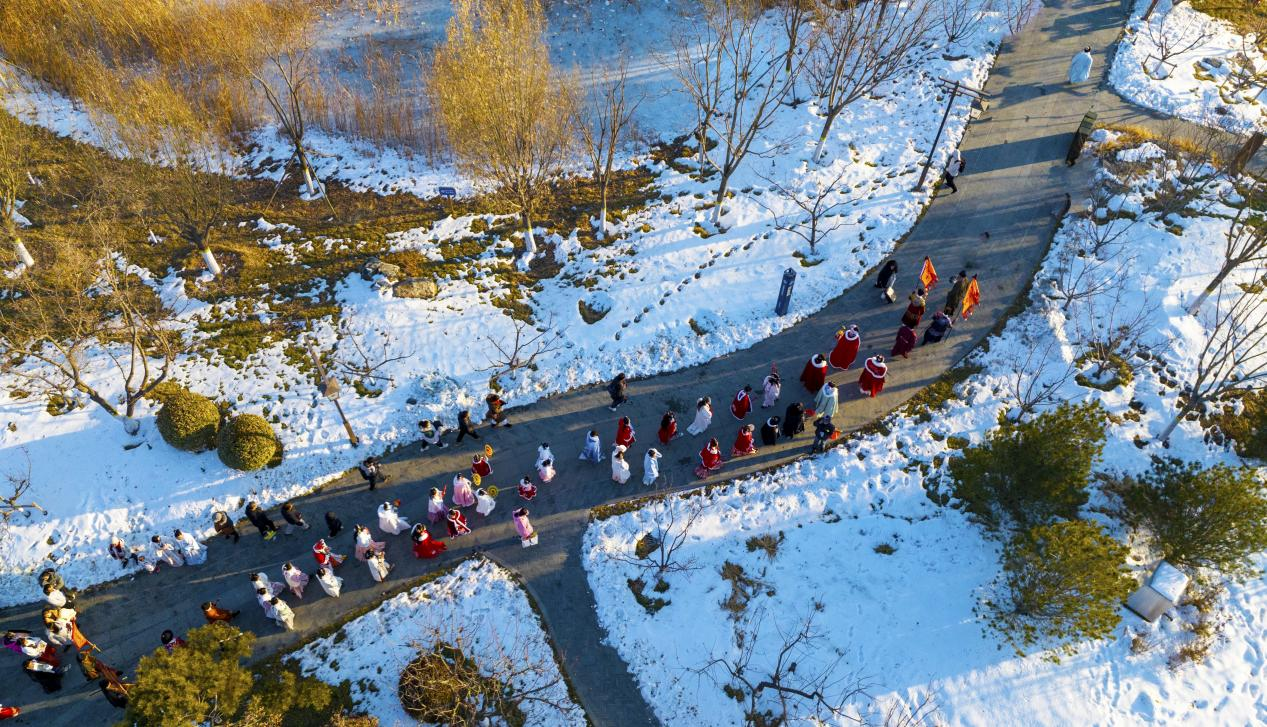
437, 186, 457, 199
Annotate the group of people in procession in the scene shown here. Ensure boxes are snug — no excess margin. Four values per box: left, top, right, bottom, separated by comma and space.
2, 253, 980, 718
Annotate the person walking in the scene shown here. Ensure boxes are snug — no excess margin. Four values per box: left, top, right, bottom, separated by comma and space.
452, 474, 477, 508
282, 562, 309, 599
943, 271, 970, 316
201, 601, 238, 624
455, 410, 480, 443
418, 420, 449, 451
891, 323, 917, 359
475, 488, 497, 517
427, 487, 447, 523
518, 476, 538, 501
484, 393, 511, 427
149, 535, 183, 568
513, 508, 538, 547
312, 538, 346, 569
377, 501, 411, 535
923, 309, 953, 344
875, 259, 899, 302
24, 659, 64, 694
251, 572, 285, 600
642, 448, 662, 486
942, 148, 964, 194
367, 549, 393, 582
358, 457, 388, 491
174, 529, 205, 565
687, 397, 713, 436
611, 445, 631, 484
280, 503, 311, 535
901, 289, 927, 328
657, 412, 678, 444
270, 598, 295, 631
353, 525, 386, 561
607, 373, 629, 411
782, 402, 806, 439
315, 566, 343, 598
732, 423, 757, 457
697, 438, 723, 477
615, 416, 637, 449
1068, 46, 1093, 84
445, 509, 471, 538
799, 354, 829, 394
324, 511, 343, 538
760, 416, 781, 445
813, 382, 839, 421
245, 502, 279, 541
213, 509, 242, 544
761, 365, 782, 408
579, 430, 603, 463
535, 443, 555, 470
537, 458, 556, 484
811, 415, 836, 453
829, 324, 861, 370
730, 385, 753, 420
411, 523, 447, 559
471, 453, 493, 478
858, 355, 889, 398
160, 630, 186, 654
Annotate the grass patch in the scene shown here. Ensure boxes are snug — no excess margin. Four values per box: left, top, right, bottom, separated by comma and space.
1191, 0, 1265, 35
745, 532, 784, 559
627, 577, 670, 614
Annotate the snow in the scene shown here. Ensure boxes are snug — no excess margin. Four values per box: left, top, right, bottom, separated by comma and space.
0, 1, 1016, 605
1111, 0, 1267, 134
292, 557, 585, 726
582, 133, 1267, 726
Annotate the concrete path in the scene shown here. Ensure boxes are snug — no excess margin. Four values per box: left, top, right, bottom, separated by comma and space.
4, 1, 1260, 725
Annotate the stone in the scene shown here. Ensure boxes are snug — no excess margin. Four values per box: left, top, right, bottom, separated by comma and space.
362, 257, 402, 282
393, 277, 439, 300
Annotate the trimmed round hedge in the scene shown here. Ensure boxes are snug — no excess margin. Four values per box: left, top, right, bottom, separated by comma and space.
155, 390, 220, 452
217, 414, 277, 471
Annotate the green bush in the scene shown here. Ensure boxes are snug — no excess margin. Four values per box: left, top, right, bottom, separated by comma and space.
1208, 390, 1267, 460
950, 402, 1106, 530
988, 520, 1134, 657
1121, 457, 1267, 579
217, 414, 278, 471
156, 390, 221, 452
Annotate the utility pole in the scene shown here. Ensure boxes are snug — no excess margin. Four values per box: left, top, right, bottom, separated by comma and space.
307, 344, 360, 448
914, 77, 987, 192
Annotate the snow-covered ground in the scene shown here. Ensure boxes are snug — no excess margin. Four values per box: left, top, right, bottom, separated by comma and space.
292, 557, 586, 726
582, 133, 1267, 725
1111, 0, 1267, 134
0, 2, 1014, 604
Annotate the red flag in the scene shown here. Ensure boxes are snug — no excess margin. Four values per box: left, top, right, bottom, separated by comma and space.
961, 275, 981, 319
919, 256, 938, 290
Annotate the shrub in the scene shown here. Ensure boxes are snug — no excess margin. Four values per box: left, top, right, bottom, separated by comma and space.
398, 643, 524, 725
217, 414, 278, 471
949, 402, 1106, 530
987, 520, 1134, 656
1120, 457, 1267, 579
1208, 390, 1267, 460
156, 389, 220, 452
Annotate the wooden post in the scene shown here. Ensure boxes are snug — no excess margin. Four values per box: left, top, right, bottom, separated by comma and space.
1230, 131, 1265, 177
1141, 0, 1161, 20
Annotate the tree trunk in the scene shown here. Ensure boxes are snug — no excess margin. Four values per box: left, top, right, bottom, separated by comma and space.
1188, 265, 1232, 315
712, 170, 733, 226
1141, 0, 1161, 20
1158, 411, 1183, 443
13, 238, 34, 267
201, 247, 223, 277
598, 181, 609, 240
813, 109, 841, 163
522, 212, 537, 254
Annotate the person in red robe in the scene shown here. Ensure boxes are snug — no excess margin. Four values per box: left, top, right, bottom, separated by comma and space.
411, 523, 447, 559
800, 354, 828, 394
312, 539, 345, 568
0, 705, 19, 720
730, 385, 753, 420
445, 509, 471, 538
732, 424, 757, 457
901, 289, 927, 328
471, 455, 492, 478
657, 412, 678, 445
858, 355, 888, 398
518, 476, 537, 501
698, 438, 723, 475
891, 324, 917, 359
829, 325, 861, 370
615, 417, 636, 448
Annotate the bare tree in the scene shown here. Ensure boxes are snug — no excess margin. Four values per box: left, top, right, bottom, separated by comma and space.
1141, 6, 1215, 78
698, 608, 869, 726
0, 110, 36, 267
251, 46, 332, 209
1069, 285, 1158, 383
331, 320, 413, 390
806, 0, 930, 162
868, 691, 943, 727
938, 0, 987, 48
1000, 334, 1081, 421
0, 231, 179, 431
476, 317, 561, 388
674, 0, 809, 225
1046, 224, 1136, 313
1159, 275, 1267, 442
755, 162, 855, 256
430, 0, 577, 269
607, 496, 706, 577
398, 625, 574, 726
0, 450, 46, 525
579, 59, 642, 240
1188, 205, 1267, 314
995, 0, 1039, 36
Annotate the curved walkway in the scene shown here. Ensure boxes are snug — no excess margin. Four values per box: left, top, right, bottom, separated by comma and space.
4, 1, 1256, 724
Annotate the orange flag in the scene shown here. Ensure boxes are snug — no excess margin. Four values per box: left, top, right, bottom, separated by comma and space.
961, 275, 981, 319
919, 256, 938, 290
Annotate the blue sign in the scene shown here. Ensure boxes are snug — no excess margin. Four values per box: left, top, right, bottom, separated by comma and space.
437, 186, 457, 199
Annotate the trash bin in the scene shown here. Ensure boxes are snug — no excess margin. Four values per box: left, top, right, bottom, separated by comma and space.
1066, 110, 1098, 166
775, 268, 796, 316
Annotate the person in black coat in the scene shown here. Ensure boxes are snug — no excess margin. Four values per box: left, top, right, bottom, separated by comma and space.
358, 457, 388, 491
244, 502, 278, 540
875, 260, 898, 301
760, 416, 781, 446
811, 415, 835, 453
280, 503, 309, 534
24, 659, 63, 694
781, 402, 806, 439
455, 410, 480, 443
325, 511, 343, 538
607, 373, 629, 411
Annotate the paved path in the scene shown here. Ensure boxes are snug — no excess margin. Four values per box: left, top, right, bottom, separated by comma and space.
4, 1, 1262, 724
